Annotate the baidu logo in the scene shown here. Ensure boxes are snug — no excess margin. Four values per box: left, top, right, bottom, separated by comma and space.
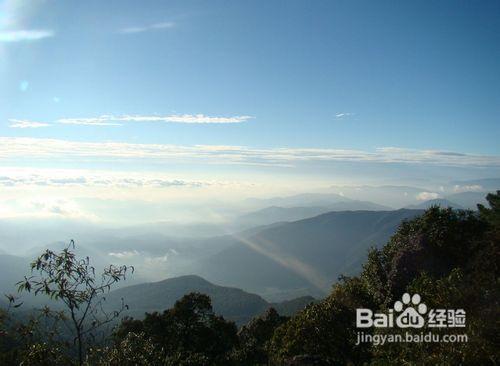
356, 293, 465, 329
393, 293, 427, 328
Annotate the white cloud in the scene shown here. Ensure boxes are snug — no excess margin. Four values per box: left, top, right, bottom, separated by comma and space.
416, 192, 440, 201
335, 112, 355, 119
0, 0, 54, 52
453, 184, 483, 193
0, 29, 53, 42
108, 250, 140, 259
119, 22, 175, 34
9, 119, 50, 128
57, 115, 122, 126
57, 114, 253, 125
145, 254, 169, 264
0, 137, 499, 168
0, 172, 213, 189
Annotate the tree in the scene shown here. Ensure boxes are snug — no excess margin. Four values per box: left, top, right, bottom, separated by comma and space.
269, 277, 374, 365
362, 206, 486, 307
17, 240, 133, 366
364, 195, 499, 364
233, 307, 288, 365
87, 332, 164, 366
114, 292, 238, 365
478, 190, 500, 229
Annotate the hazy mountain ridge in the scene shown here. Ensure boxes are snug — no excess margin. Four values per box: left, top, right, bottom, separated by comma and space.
244, 193, 354, 208
103, 275, 314, 325
235, 200, 392, 228
443, 191, 489, 209
406, 198, 463, 210
197, 209, 423, 300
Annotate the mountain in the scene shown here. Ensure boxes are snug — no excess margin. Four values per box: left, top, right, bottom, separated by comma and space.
328, 185, 427, 208
236, 206, 329, 228
235, 201, 392, 228
270, 296, 317, 316
104, 275, 312, 325
444, 191, 489, 209
406, 199, 463, 210
0, 254, 32, 295
327, 200, 392, 211
244, 193, 353, 209
197, 209, 423, 300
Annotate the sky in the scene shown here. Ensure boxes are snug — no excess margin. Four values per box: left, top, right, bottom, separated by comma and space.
1, 0, 500, 223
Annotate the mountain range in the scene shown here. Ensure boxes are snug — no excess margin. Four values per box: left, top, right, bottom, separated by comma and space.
234, 200, 391, 228
97, 275, 315, 325
196, 209, 423, 300
405, 198, 463, 210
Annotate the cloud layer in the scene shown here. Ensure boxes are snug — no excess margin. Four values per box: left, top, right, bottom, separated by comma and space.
58, 114, 253, 125
119, 22, 175, 34
0, 173, 212, 189
9, 114, 254, 128
1, 137, 499, 168
9, 119, 50, 128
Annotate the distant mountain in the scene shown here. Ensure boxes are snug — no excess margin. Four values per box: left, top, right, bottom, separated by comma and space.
0, 254, 31, 295
244, 193, 353, 209
406, 199, 463, 210
236, 206, 328, 228
444, 191, 489, 209
197, 209, 423, 300
328, 201, 392, 211
271, 296, 317, 316
104, 275, 312, 325
235, 201, 392, 228
329, 185, 427, 208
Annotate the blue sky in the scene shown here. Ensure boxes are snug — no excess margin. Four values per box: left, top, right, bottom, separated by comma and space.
1, 0, 499, 222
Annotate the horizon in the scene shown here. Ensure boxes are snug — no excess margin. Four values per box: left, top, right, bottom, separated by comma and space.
1, 0, 500, 224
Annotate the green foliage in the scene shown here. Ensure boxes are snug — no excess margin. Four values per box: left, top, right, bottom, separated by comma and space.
113, 292, 238, 365
362, 206, 486, 306
478, 190, 500, 228
232, 307, 288, 365
269, 277, 374, 365
0, 303, 73, 365
86, 332, 164, 366
19, 342, 71, 366
15, 241, 133, 366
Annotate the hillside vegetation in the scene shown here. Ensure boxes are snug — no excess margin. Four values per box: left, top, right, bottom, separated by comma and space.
0, 192, 498, 365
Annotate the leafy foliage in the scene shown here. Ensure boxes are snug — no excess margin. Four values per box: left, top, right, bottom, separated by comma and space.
114, 292, 238, 365
269, 276, 374, 365
232, 307, 288, 365
16, 241, 133, 366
